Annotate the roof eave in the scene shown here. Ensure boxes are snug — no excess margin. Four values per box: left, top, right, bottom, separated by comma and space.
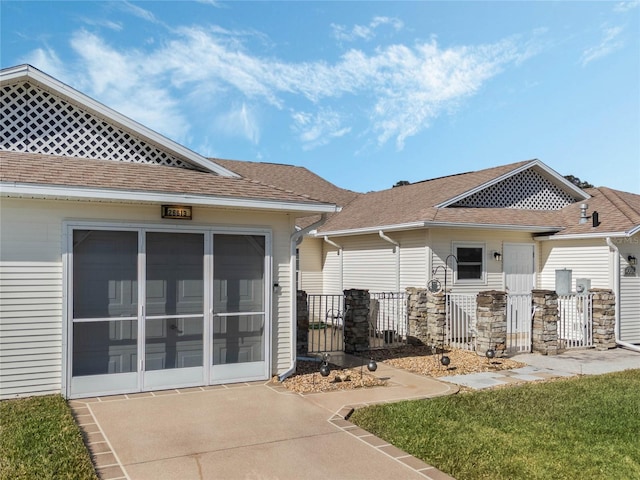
316, 220, 562, 237
0, 182, 340, 214
535, 225, 640, 241
0, 65, 240, 178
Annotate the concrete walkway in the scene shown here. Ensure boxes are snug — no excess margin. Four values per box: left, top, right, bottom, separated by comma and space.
440, 347, 639, 390
70, 347, 638, 480
70, 360, 457, 480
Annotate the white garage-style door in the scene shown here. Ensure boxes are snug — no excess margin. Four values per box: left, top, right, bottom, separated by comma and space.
68, 226, 271, 398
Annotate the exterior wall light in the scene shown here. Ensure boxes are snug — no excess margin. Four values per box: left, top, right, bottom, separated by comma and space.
493, 251, 502, 261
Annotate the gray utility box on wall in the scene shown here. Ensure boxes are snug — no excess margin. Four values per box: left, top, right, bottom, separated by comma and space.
576, 278, 591, 295
555, 269, 572, 296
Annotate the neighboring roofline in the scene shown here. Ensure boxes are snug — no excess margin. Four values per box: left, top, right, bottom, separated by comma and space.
535, 225, 640, 241
316, 220, 563, 237
435, 159, 590, 208
0, 64, 240, 178
1, 182, 340, 214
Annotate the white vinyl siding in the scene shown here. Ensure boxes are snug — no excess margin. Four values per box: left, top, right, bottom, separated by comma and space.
537, 239, 611, 291
342, 234, 397, 292
619, 235, 640, 343
322, 242, 342, 295
0, 263, 63, 399
430, 229, 532, 294
298, 237, 323, 294
397, 230, 429, 289
0, 198, 294, 398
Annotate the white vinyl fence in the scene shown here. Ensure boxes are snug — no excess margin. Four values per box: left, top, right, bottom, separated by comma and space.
446, 294, 477, 351
506, 294, 533, 353
558, 294, 594, 348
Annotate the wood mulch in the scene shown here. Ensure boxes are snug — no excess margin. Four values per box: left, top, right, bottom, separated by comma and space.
279, 345, 526, 394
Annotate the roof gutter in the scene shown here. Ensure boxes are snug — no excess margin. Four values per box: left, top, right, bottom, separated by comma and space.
318, 221, 561, 237
279, 214, 328, 382
379, 230, 400, 292
535, 231, 634, 241
605, 237, 640, 353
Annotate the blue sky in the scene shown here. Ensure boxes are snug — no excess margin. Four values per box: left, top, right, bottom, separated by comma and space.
2, 1, 639, 193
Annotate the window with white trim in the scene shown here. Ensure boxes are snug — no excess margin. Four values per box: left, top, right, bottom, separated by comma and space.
454, 243, 485, 283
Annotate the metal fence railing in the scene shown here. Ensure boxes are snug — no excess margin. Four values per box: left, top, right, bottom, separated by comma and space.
307, 294, 344, 353
305, 292, 408, 353
369, 292, 408, 348
446, 293, 477, 351
558, 294, 593, 349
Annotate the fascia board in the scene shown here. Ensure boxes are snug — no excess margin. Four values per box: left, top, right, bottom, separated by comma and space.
0, 65, 239, 178
315, 222, 426, 237
435, 159, 590, 208
1, 182, 339, 214
317, 220, 562, 237
535, 229, 640, 241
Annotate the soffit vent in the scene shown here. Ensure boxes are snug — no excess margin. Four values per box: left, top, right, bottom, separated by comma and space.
451, 168, 574, 210
1, 81, 201, 171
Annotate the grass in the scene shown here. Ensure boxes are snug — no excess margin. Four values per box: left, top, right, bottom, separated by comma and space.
0, 395, 97, 480
350, 370, 640, 480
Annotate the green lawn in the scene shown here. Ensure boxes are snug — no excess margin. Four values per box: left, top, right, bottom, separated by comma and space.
0, 395, 97, 480
350, 370, 640, 480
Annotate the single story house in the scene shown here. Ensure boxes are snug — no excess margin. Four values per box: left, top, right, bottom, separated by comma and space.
0, 65, 339, 399
210, 154, 640, 351
1, 65, 638, 399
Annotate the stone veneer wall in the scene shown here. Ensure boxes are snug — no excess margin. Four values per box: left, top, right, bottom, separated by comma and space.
590, 289, 616, 350
475, 291, 507, 357
296, 290, 309, 356
343, 289, 370, 354
531, 289, 559, 355
406, 288, 447, 347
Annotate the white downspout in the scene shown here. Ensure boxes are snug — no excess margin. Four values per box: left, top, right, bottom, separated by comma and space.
379, 230, 400, 292
279, 214, 327, 381
606, 236, 640, 353
323, 236, 343, 292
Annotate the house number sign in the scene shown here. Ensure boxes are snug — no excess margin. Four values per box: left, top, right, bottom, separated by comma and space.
161, 205, 192, 220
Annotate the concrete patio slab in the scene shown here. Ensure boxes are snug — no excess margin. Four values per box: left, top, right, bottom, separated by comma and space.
72, 363, 458, 480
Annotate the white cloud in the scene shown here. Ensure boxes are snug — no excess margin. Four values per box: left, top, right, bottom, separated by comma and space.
331, 16, 404, 42
214, 103, 260, 144
67, 30, 190, 142
581, 25, 624, 66
291, 109, 351, 150
118, 1, 160, 24
23, 22, 535, 151
613, 1, 639, 13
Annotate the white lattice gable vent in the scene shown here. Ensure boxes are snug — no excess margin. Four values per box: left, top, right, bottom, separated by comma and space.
1, 81, 203, 171
450, 168, 576, 210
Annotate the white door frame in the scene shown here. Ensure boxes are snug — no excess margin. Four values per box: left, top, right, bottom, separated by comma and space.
63, 221, 272, 398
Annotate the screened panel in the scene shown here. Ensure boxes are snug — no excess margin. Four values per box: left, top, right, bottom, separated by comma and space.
213, 235, 265, 314
73, 320, 137, 376
73, 230, 138, 319
145, 232, 204, 316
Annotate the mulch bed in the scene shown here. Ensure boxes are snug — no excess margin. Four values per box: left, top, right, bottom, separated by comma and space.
279, 345, 526, 394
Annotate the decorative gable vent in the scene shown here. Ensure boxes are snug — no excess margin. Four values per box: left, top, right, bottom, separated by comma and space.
451, 169, 574, 210
1, 82, 200, 170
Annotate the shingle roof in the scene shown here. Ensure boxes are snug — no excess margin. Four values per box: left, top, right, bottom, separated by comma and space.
213, 158, 360, 206
214, 158, 361, 228
316, 161, 640, 236
317, 160, 550, 232
0, 151, 337, 209
553, 187, 640, 236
